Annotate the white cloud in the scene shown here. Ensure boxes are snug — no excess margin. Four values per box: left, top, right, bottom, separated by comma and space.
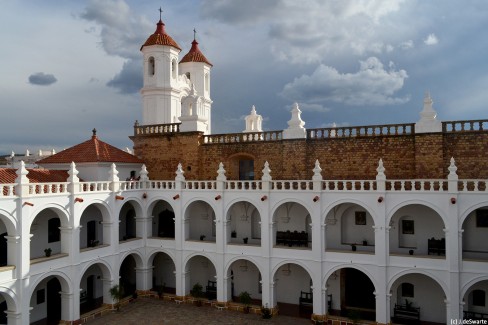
399, 40, 414, 50
424, 33, 439, 45
281, 57, 409, 106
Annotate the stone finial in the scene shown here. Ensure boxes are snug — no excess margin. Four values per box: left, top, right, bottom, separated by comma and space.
68, 162, 79, 183
330, 122, 337, 137
312, 159, 323, 181
244, 105, 263, 133
52, 148, 56, 155
108, 163, 119, 182
175, 163, 185, 181
25, 149, 30, 157
15, 161, 29, 184
38, 149, 43, 157
376, 159, 386, 180
10, 151, 14, 158
448, 157, 458, 179
415, 92, 442, 133
262, 161, 272, 181
216, 162, 227, 181
140, 164, 149, 181
283, 102, 307, 139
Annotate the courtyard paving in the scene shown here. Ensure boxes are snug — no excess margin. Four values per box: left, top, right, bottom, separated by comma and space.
85, 297, 312, 325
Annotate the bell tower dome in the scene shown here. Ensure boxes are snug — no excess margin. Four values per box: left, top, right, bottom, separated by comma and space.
140, 10, 182, 125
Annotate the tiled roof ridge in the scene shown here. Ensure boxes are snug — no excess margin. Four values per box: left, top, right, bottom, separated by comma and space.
180, 39, 213, 66
140, 19, 182, 51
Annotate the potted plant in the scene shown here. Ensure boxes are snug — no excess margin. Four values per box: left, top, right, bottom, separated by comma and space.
191, 282, 204, 306
239, 291, 252, 313
347, 309, 361, 324
243, 237, 248, 244
231, 230, 237, 238
200, 235, 206, 241
44, 248, 52, 257
409, 249, 414, 255
261, 304, 272, 319
362, 239, 368, 246
351, 244, 357, 252
109, 284, 123, 311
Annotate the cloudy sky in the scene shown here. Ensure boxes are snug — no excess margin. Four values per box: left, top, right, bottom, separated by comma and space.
1, 0, 487, 154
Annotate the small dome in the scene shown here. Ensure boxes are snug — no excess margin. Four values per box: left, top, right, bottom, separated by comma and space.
180, 40, 213, 66
140, 20, 181, 51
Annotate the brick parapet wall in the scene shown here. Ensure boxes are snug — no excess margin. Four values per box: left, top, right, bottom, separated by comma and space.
131, 130, 488, 181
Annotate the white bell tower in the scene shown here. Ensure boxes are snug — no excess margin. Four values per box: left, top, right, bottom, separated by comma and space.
179, 30, 213, 134
140, 13, 182, 125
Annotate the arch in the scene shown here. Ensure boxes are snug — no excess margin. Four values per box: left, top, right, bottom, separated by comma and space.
323, 264, 378, 292
271, 198, 312, 223
462, 275, 488, 297
118, 250, 144, 270
147, 248, 177, 267
459, 201, 488, 227
29, 204, 70, 228
183, 252, 217, 270
387, 270, 448, 297
224, 256, 263, 276
79, 260, 113, 281
147, 197, 176, 217
0, 286, 18, 314
77, 200, 112, 225
322, 198, 377, 226
224, 197, 261, 214
386, 199, 447, 227
0, 209, 17, 235
271, 259, 314, 281
183, 199, 217, 242
182, 197, 218, 215
29, 271, 72, 297
116, 199, 144, 218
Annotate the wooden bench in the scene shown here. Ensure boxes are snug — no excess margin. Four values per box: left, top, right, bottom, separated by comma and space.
299, 290, 313, 314
393, 303, 420, 324
428, 237, 445, 256
205, 280, 217, 300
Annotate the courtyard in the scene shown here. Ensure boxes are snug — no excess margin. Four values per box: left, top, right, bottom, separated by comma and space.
84, 297, 311, 325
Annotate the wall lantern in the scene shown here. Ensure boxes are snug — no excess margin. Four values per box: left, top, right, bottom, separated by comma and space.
23, 202, 34, 206
142, 192, 147, 199
215, 195, 221, 200
173, 194, 180, 200
451, 197, 456, 204
313, 196, 319, 202
378, 196, 384, 203
75, 197, 84, 203
261, 195, 267, 201
115, 195, 124, 200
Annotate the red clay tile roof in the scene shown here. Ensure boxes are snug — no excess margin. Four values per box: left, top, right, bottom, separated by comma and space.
36, 135, 143, 165
140, 20, 181, 51
0, 168, 69, 184
180, 40, 213, 66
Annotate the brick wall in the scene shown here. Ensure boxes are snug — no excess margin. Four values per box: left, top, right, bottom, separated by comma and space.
131, 130, 488, 181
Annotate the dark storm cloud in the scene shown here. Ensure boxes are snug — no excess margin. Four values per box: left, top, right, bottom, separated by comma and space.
106, 59, 142, 94
28, 72, 57, 86
200, 0, 285, 24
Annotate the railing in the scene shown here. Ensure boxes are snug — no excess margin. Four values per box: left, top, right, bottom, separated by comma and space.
386, 180, 447, 192
185, 181, 217, 190
307, 123, 414, 139
459, 180, 488, 192
226, 181, 261, 190
29, 182, 68, 195
443, 119, 488, 132
272, 181, 313, 190
78, 182, 111, 193
203, 130, 282, 144
133, 123, 180, 136
463, 310, 488, 320
1, 184, 16, 197
322, 180, 376, 191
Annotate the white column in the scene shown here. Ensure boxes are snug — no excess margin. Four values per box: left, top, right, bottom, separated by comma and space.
4, 311, 23, 325
135, 266, 152, 291
60, 291, 73, 323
